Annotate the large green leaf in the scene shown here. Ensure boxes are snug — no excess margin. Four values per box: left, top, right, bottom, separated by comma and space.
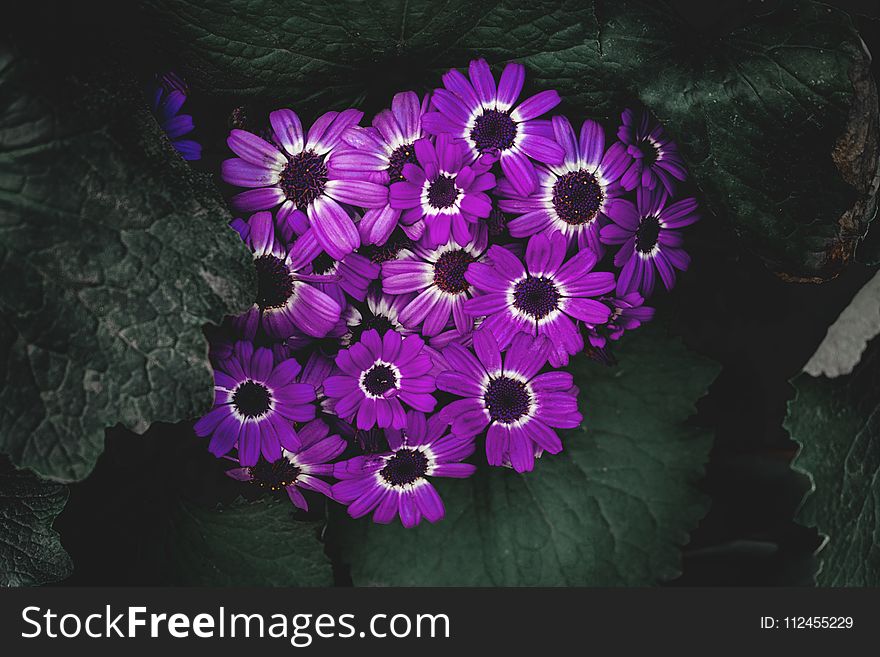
0, 461, 72, 586
327, 325, 718, 586
137, 0, 878, 280
57, 423, 333, 586
0, 42, 255, 482
170, 497, 333, 587
787, 333, 880, 586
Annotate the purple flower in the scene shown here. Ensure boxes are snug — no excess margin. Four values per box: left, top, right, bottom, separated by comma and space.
332, 411, 476, 527
464, 231, 615, 367
388, 134, 495, 247
149, 72, 201, 161
340, 287, 414, 348
225, 418, 345, 510
497, 116, 630, 256
221, 108, 388, 259
437, 330, 582, 473
422, 58, 564, 195
585, 292, 655, 348
324, 329, 437, 430
335, 91, 433, 245
194, 341, 317, 466
232, 212, 342, 340
382, 223, 488, 337
600, 186, 698, 297
617, 108, 687, 194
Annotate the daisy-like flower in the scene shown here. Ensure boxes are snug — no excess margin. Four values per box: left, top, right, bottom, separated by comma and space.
221, 108, 388, 259
389, 134, 495, 247
422, 58, 564, 195
340, 286, 414, 347
464, 231, 615, 367
382, 223, 488, 336
336, 91, 432, 245
496, 116, 630, 255
225, 418, 345, 510
324, 329, 437, 430
332, 411, 476, 527
194, 341, 317, 466
233, 211, 342, 340
437, 330, 581, 473
616, 108, 687, 194
149, 72, 201, 161
585, 292, 655, 348
600, 186, 699, 297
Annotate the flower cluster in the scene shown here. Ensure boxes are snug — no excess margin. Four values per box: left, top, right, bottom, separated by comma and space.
179, 58, 699, 527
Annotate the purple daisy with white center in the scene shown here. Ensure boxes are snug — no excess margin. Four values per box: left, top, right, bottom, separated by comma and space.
437, 330, 581, 473
422, 58, 564, 196
585, 292, 655, 348
194, 341, 317, 466
324, 329, 437, 430
232, 211, 342, 340
336, 91, 432, 245
617, 108, 687, 194
382, 223, 489, 337
388, 134, 495, 247
149, 72, 201, 161
221, 108, 388, 259
600, 186, 699, 297
463, 231, 615, 367
496, 116, 630, 255
340, 287, 414, 348
225, 418, 346, 510
331, 411, 476, 527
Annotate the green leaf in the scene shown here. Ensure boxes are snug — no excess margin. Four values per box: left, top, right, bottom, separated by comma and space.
787, 333, 880, 586
136, 0, 878, 280
328, 325, 718, 586
56, 423, 333, 586
169, 497, 333, 587
0, 42, 255, 482
0, 462, 72, 586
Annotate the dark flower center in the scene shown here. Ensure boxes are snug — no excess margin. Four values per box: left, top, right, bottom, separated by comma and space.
552, 170, 604, 226
433, 249, 475, 294
483, 376, 532, 424
513, 276, 560, 319
359, 233, 413, 264
427, 175, 460, 209
362, 363, 398, 397
387, 143, 418, 183
254, 255, 294, 310
470, 109, 517, 152
636, 216, 661, 253
639, 139, 660, 166
311, 252, 337, 275
361, 313, 395, 335
379, 448, 429, 487
233, 380, 272, 418
247, 457, 300, 490
279, 150, 328, 210
347, 313, 395, 347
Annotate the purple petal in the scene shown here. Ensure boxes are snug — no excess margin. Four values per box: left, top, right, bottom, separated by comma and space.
227, 129, 286, 169
308, 196, 360, 259
496, 62, 525, 109
511, 90, 561, 122
270, 108, 304, 156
